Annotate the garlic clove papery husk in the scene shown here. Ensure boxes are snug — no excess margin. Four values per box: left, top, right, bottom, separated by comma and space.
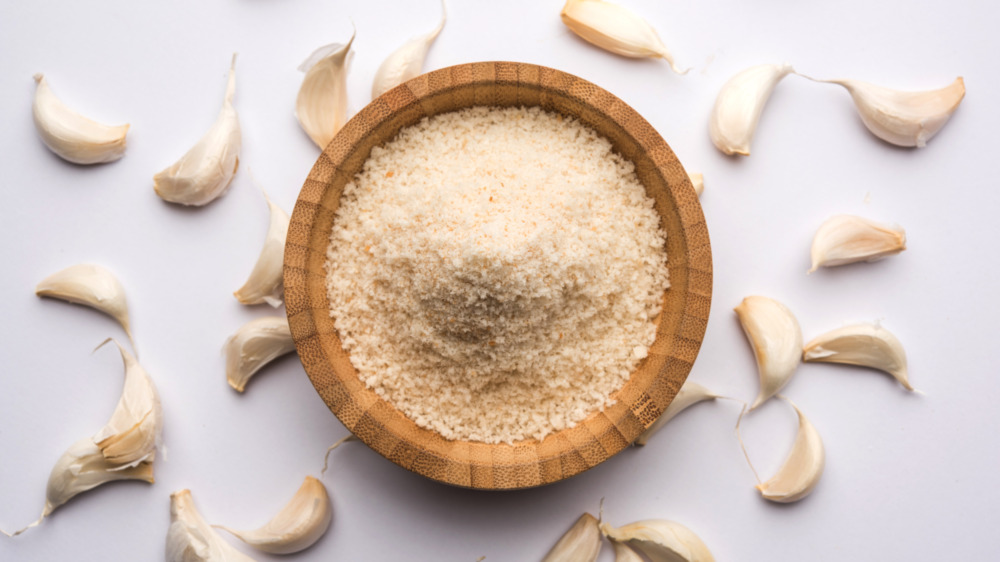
32, 74, 129, 165
560, 0, 686, 74
167, 489, 258, 562
635, 381, 718, 446
224, 317, 296, 393
600, 519, 715, 562
688, 172, 704, 197
809, 215, 906, 273
92, 338, 163, 467
734, 296, 803, 410
36, 263, 135, 350
542, 512, 602, 562
296, 32, 355, 150
234, 191, 289, 307
709, 64, 793, 156
755, 398, 825, 503
154, 55, 241, 206
819, 76, 965, 147
371, 0, 446, 99
803, 323, 912, 390
215, 476, 331, 554
611, 540, 645, 562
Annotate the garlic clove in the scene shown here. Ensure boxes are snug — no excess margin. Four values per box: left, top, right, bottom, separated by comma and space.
600, 519, 715, 562
709, 64, 794, 156
154, 55, 241, 206
809, 215, 906, 273
734, 296, 802, 410
215, 476, 331, 554
634, 381, 717, 446
821, 76, 965, 147
36, 263, 135, 349
803, 323, 912, 390
371, 0, 446, 99
92, 338, 163, 467
296, 32, 355, 150
688, 172, 704, 197
560, 0, 686, 74
542, 512, 602, 562
755, 397, 825, 503
167, 489, 258, 562
234, 191, 289, 307
611, 539, 645, 562
224, 317, 296, 393
31, 74, 129, 165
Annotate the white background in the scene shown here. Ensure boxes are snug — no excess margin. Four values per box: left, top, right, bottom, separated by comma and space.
1, 0, 997, 560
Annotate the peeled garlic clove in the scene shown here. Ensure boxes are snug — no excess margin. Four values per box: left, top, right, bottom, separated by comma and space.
560, 0, 686, 74
600, 519, 715, 562
804, 323, 912, 390
734, 296, 802, 410
372, 0, 446, 98
31, 74, 129, 165
296, 32, 355, 149
154, 55, 241, 206
809, 215, 906, 273
542, 512, 602, 562
224, 317, 295, 392
756, 398, 825, 503
687, 172, 704, 197
92, 338, 163, 467
709, 64, 794, 156
36, 263, 135, 348
611, 540, 645, 562
167, 489, 258, 562
234, 191, 289, 307
822, 76, 965, 147
215, 476, 330, 554
635, 381, 717, 446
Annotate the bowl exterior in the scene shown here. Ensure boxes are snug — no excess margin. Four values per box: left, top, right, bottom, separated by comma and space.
285, 61, 712, 490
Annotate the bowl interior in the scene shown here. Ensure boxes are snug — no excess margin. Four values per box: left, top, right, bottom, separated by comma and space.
284, 62, 712, 490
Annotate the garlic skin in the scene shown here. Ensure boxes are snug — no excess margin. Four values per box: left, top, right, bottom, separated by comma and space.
709, 64, 793, 156
371, 0, 446, 99
756, 398, 825, 503
734, 296, 802, 410
635, 381, 717, 446
234, 191, 289, 307
36, 263, 135, 349
542, 512, 602, 562
601, 519, 715, 562
296, 33, 355, 149
809, 215, 906, 273
167, 489, 258, 562
688, 172, 704, 197
822, 76, 965, 147
92, 338, 163, 467
215, 476, 331, 554
224, 317, 295, 393
611, 540, 645, 562
32, 74, 129, 165
154, 55, 241, 206
560, 0, 686, 74
803, 323, 912, 390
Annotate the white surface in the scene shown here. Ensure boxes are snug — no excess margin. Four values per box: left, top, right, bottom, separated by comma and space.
0, 0, 997, 559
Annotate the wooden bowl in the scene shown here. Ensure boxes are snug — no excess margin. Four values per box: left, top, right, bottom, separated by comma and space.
284, 61, 712, 490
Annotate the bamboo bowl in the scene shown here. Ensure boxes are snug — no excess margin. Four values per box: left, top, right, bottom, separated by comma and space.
284, 61, 712, 490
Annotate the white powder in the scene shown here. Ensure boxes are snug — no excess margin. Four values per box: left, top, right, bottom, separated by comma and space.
325, 106, 669, 444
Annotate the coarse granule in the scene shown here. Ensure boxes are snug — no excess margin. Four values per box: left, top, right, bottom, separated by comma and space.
325, 106, 669, 444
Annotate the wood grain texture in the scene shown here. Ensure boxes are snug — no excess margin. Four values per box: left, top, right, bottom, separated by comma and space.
284, 62, 712, 490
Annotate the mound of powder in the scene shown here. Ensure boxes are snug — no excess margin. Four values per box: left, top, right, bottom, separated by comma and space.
325, 106, 669, 444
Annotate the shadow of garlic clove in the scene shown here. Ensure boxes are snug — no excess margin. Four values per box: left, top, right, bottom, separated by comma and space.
600, 519, 715, 562
31, 74, 129, 165
234, 191, 289, 307
803, 323, 912, 390
167, 489, 257, 562
809, 215, 906, 273
154, 55, 241, 207
734, 296, 802, 410
372, 0, 446, 99
296, 32, 354, 150
542, 512, 602, 562
36, 263, 135, 350
709, 64, 793, 156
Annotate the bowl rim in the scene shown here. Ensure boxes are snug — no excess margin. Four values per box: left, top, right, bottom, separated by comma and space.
284, 61, 712, 490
